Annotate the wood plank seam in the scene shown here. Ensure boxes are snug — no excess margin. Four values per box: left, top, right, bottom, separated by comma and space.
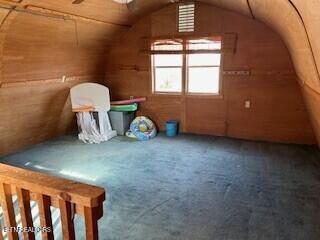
246, 0, 255, 19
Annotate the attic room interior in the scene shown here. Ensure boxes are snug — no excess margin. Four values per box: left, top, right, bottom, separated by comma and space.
0, 0, 320, 239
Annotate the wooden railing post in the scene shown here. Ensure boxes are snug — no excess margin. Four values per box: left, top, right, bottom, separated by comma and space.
0, 225, 3, 240
0, 164, 106, 240
16, 188, 35, 240
84, 206, 101, 240
0, 183, 18, 240
59, 199, 75, 240
37, 194, 54, 240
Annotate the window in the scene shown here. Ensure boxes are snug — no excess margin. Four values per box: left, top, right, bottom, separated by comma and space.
153, 54, 183, 93
152, 40, 183, 93
187, 39, 221, 94
187, 54, 221, 94
151, 38, 222, 95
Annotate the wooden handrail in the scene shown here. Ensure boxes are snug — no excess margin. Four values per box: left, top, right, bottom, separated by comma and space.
0, 164, 106, 240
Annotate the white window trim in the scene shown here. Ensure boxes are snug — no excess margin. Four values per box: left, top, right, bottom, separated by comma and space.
151, 38, 223, 97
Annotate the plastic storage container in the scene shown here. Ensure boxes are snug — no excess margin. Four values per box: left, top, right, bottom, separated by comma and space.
166, 120, 178, 137
109, 111, 135, 135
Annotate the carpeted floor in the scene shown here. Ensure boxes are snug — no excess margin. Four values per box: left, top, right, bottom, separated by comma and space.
1, 133, 320, 240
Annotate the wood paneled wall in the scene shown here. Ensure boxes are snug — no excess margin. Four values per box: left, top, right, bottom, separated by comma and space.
106, 3, 316, 145
1, 0, 319, 156
0, 1, 128, 156
302, 85, 320, 145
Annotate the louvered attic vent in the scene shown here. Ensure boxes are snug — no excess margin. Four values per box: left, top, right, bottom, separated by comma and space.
178, 3, 195, 33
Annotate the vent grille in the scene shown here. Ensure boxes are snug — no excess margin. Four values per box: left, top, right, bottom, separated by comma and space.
178, 3, 195, 33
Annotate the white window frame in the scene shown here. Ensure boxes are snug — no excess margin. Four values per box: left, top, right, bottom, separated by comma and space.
151, 37, 223, 97
186, 53, 222, 95
152, 54, 183, 94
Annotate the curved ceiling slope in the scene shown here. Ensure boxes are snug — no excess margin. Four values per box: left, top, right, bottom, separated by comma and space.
290, 0, 320, 85
199, 0, 320, 92
249, 0, 320, 91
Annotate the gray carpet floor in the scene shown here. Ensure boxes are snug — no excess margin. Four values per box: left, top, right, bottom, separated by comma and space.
1, 133, 320, 240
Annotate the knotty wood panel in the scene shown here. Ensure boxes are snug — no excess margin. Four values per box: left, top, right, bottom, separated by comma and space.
105, 3, 316, 144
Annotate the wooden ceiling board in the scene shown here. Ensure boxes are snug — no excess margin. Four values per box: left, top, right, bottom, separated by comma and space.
199, 0, 250, 17
0, 8, 9, 23
21, 0, 172, 25
249, 0, 320, 91
290, 0, 320, 87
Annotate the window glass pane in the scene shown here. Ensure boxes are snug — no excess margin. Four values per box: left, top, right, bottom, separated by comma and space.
154, 54, 183, 67
155, 68, 182, 92
188, 54, 221, 66
188, 39, 221, 50
152, 40, 183, 51
188, 67, 220, 94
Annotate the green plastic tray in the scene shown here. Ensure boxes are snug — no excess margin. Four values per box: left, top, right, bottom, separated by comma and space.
110, 104, 138, 112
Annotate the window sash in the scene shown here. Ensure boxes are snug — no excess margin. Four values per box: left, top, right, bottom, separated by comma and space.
153, 64, 183, 93
187, 39, 222, 51
150, 38, 222, 55
188, 65, 220, 68
187, 53, 221, 67
153, 54, 183, 67
187, 66, 221, 94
